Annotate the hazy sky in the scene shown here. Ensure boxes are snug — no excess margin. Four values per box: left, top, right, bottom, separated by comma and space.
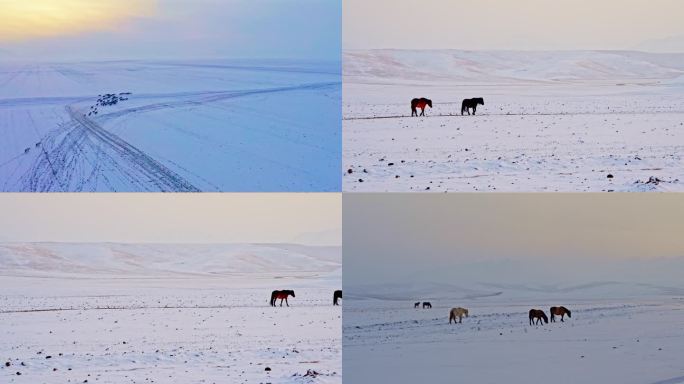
0, 0, 341, 61
344, 194, 684, 287
344, 0, 684, 51
0, 193, 341, 246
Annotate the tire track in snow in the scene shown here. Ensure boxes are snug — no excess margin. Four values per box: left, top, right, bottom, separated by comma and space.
20, 107, 199, 192
14, 82, 338, 191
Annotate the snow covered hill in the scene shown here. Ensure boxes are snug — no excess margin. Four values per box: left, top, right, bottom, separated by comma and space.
344, 49, 684, 83
0, 242, 341, 279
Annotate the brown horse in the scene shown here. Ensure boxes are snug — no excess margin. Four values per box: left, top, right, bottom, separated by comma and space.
550, 306, 571, 322
333, 290, 342, 306
270, 290, 295, 307
529, 309, 548, 325
411, 98, 432, 117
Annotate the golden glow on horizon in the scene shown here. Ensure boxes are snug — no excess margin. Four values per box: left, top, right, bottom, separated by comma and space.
0, 0, 156, 42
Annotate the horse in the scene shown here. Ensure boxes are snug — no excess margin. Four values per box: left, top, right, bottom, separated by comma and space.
270, 290, 295, 307
529, 309, 548, 325
461, 98, 484, 115
411, 98, 432, 117
333, 290, 342, 306
550, 306, 571, 322
449, 307, 469, 324
422, 302, 432, 309
414, 302, 420, 308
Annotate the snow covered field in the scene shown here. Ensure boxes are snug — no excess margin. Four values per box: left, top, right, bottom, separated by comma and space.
343, 283, 684, 384
343, 50, 684, 192
0, 243, 342, 383
0, 59, 341, 191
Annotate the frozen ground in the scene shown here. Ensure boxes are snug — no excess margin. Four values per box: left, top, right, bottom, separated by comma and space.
343, 50, 684, 191
0, 243, 342, 383
0, 59, 341, 191
343, 282, 684, 384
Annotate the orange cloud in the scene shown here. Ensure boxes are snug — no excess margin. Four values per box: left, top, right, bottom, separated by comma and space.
0, 0, 157, 41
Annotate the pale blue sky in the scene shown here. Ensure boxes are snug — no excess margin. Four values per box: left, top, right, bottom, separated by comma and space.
1, 0, 341, 61
345, 0, 684, 52
344, 194, 684, 287
0, 194, 341, 246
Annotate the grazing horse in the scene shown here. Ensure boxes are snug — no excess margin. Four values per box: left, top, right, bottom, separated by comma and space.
411, 98, 432, 117
550, 306, 571, 322
461, 97, 484, 115
333, 290, 343, 306
422, 302, 432, 309
529, 309, 548, 325
414, 302, 421, 308
270, 290, 295, 307
449, 307, 469, 324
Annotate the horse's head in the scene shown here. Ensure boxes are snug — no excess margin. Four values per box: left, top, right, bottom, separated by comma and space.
566, 309, 571, 318
477, 98, 484, 105
427, 99, 433, 108
289, 290, 295, 297
543, 313, 549, 323
465, 309, 469, 317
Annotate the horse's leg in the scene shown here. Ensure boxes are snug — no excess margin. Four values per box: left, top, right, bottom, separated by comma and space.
473, 105, 477, 115
286, 297, 289, 307
561, 314, 564, 322
459, 316, 462, 324
280, 298, 283, 307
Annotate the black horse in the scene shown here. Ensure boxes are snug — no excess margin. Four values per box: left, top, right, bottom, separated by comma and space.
529, 309, 549, 325
414, 302, 420, 308
333, 290, 343, 306
422, 302, 432, 309
411, 98, 432, 117
270, 290, 295, 307
461, 98, 484, 115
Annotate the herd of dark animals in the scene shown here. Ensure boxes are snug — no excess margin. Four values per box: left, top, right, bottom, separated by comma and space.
269, 290, 342, 307
410, 97, 485, 117
414, 301, 571, 326
85, 92, 132, 117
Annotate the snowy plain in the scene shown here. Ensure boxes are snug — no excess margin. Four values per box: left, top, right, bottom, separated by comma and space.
343, 282, 684, 384
0, 59, 341, 191
343, 50, 684, 192
0, 243, 342, 383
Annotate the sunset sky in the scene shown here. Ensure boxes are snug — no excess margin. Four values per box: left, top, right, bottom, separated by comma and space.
344, 194, 684, 286
0, 193, 341, 246
344, 0, 684, 52
0, 0, 341, 61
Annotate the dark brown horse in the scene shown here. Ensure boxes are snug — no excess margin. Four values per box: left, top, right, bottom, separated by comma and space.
270, 290, 295, 307
333, 290, 342, 306
411, 98, 432, 117
529, 309, 548, 325
461, 97, 484, 115
414, 302, 420, 308
422, 302, 432, 309
550, 306, 571, 322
